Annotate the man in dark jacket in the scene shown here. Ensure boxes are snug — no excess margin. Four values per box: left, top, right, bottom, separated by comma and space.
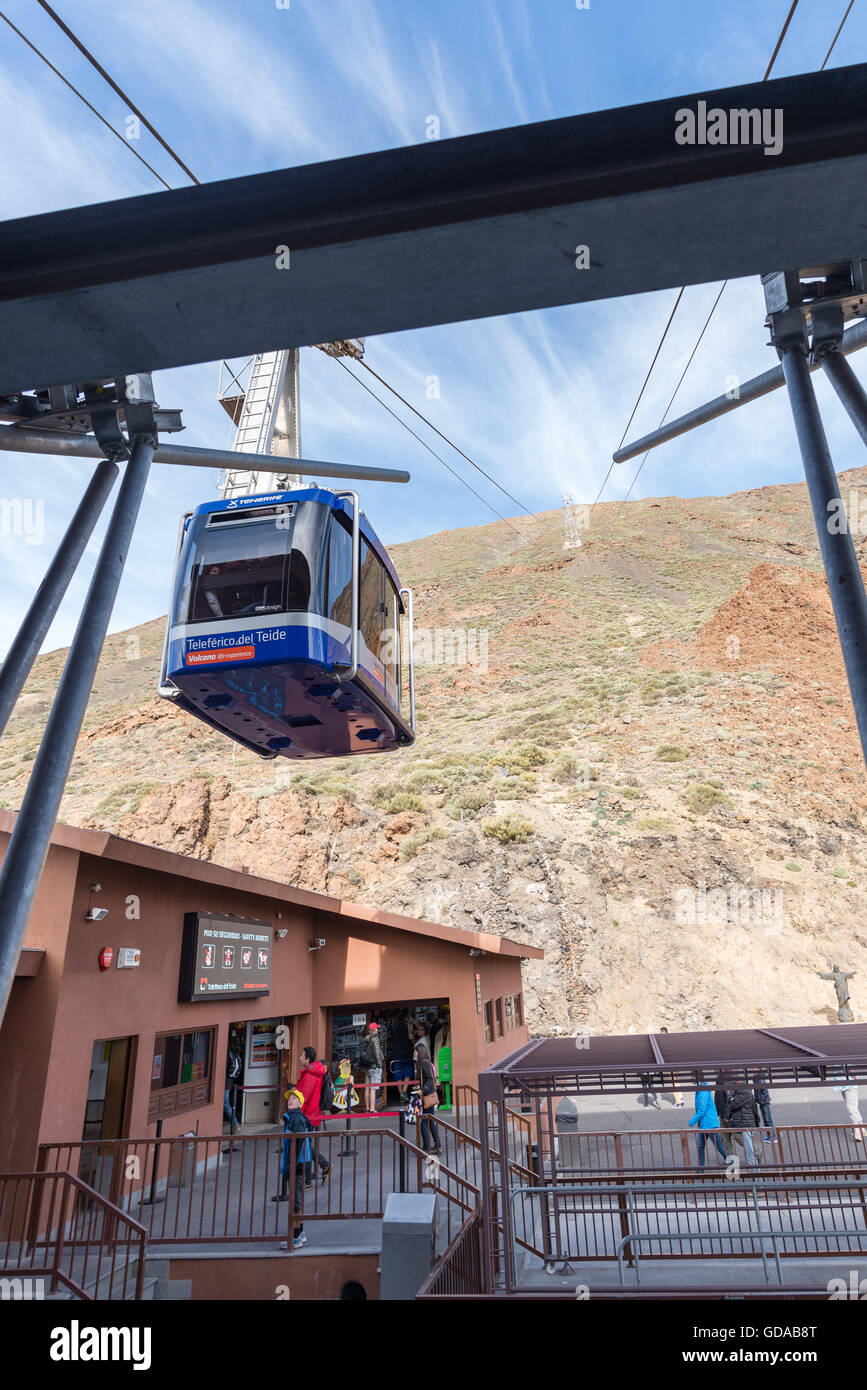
752, 1069, 775, 1143
715, 1072, 735, 1155
297, 1046, 331, 1184
390, 1013, 414, 1103
723, 1083, 760, 1166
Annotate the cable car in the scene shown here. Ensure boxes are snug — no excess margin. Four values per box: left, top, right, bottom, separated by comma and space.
158, 487, 416, 759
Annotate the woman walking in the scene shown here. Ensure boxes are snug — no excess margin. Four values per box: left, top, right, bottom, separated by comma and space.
689, 1074, 728, 1167
414, 1040, 439, 1154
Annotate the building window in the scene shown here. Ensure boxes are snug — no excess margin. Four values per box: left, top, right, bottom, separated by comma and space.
484, 1001, 494, 1046
495, 998, 504, 1038
504, 993, 524, 1031
148, 1029, 215, 1122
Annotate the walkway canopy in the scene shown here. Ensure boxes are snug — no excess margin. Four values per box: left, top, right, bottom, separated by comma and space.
478, 1024, 867, 1102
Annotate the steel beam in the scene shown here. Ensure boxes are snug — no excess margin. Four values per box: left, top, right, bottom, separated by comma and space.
0, 426, 410, 484
0, 437, 153, 1024
0, 64, 866, 393
612, 317, 867, 463
779, 346, 867, 763
822, 348, 867, 449
0, 459, 117, 736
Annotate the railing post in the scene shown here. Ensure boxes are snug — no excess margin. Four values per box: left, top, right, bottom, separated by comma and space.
26, 1146, 48, 1252
399, 1109, 406, 1194
614, 1134, 633, 1268
51, 1175, 69, 1298
343, 1078, 353, 1155
142, 1122, 164, 1206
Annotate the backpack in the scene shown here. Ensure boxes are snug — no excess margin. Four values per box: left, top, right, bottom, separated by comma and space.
319, 1071, 335, 1113
359, 1038, 378, 1069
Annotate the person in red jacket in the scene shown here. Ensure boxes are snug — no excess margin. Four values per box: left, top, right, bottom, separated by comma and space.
297, 1046, 332, 1185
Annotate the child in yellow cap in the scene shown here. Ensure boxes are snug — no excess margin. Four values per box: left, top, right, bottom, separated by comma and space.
272, 1087, 313, 1249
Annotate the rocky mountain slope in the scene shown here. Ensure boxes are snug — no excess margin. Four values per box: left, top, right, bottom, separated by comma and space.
4, 467, 867, 1037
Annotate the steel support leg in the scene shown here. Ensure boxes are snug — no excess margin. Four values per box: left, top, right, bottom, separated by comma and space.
780, 347, 867, 764
0, 436, 154, 1025
822, 349, 867, 450
0, 459, 118, 737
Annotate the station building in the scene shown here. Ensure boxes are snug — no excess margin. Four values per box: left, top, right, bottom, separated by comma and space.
0, 811, 539, 1173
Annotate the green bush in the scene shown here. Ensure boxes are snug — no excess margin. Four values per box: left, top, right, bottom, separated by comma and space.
400, 828, 447, 860
379, 792, 425, 815
446, 788, 489, 819
656, 745, 689, 762
498, 742, 551, 775
684, 783, 734, 815
482, 815, 534, 843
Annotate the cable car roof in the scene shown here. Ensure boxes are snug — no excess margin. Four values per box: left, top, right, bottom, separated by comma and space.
190, 486, 402, 593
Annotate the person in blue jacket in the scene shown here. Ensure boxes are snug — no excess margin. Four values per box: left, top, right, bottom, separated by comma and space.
689, 1074, 728, 1167
271, 1089, 313, 1249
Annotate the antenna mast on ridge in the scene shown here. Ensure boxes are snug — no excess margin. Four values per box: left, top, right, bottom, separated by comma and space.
563, 492, 583, 550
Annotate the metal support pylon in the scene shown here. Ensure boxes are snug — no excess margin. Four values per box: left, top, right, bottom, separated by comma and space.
0, 374, 160, 1027
217, 348, 302, 497
612, 259, 867, 771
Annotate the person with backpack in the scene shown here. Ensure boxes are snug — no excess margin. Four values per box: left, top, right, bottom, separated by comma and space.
271, 1089, 313, 1250
723, 1081, 760, 1166
414, 1040, 439, 1154
297, 1045, 332, 1185
224, 1033, 243, 1132
389, 1012, 414, 1104
359, 1022, 384, 1114
752, 1069, 776, 1143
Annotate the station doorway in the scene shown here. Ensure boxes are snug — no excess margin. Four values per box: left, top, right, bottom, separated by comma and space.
226, 1017, 287, 1128
328, 1000, 452, 1113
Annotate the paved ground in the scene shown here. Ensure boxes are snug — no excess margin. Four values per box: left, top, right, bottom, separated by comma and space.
517, 1251, 867, 1292
555, 1086, 862, 1133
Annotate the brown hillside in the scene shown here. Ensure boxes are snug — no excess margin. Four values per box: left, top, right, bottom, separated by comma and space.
4, 467, 867, 1037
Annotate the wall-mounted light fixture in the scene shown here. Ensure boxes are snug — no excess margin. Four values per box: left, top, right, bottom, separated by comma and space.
276, 929, 288, 940
85, 883, 108, 921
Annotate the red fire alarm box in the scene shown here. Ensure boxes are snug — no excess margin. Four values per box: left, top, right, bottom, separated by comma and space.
98, 946, 113, 972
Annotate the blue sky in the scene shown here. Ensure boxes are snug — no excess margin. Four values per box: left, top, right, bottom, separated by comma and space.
1, 0, 866, 653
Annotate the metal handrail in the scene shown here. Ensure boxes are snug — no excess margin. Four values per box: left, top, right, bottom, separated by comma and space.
1, 1169, 147, 1300
506, 1177, 867, 1293
35, 1127, 477, 1247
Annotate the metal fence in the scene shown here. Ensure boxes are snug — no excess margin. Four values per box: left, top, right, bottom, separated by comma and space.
553, 1123, 867, 1175
0, 1170, 146, 1300
417, 1209, 485, 1298
35, 1125, 478, 1250
506, 1176, 867, 1290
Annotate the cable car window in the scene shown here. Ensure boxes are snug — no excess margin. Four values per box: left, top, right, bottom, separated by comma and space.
188, 518, 289, 622
326, 516, 353, 627
359, 538, 383, 662
286, 502, 327, 614
382, 579, 399, 702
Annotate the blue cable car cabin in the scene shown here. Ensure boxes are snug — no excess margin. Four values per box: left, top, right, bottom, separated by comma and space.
158, 487, 416, 759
